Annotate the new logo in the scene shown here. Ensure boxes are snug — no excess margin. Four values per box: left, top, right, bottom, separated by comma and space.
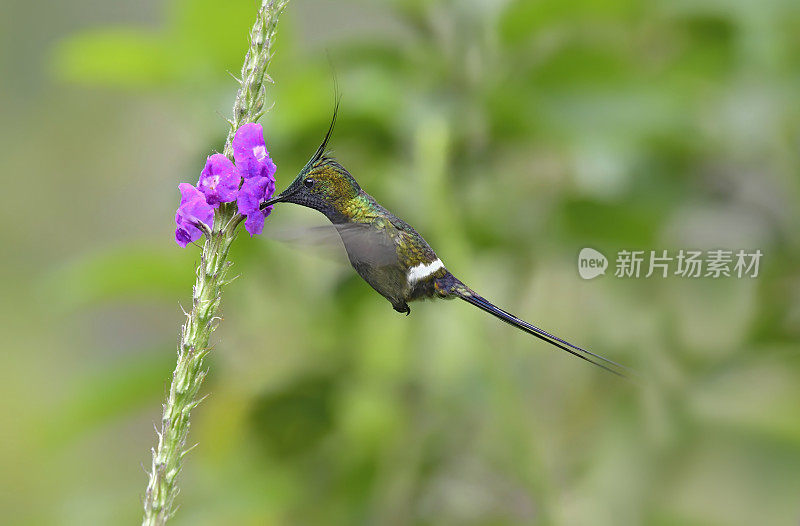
578, 248, 608, 280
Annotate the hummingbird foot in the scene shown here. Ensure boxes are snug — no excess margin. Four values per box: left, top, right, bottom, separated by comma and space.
393, 302, 411, 316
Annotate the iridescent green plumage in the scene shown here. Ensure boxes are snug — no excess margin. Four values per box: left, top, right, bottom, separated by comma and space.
261, 107, 629, 376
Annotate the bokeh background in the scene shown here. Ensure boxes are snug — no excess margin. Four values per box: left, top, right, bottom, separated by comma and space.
3, 0, 800, 524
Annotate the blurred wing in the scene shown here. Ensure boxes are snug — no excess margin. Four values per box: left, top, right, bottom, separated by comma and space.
262, 222, 399, 268
262, 223, 349, 264
334, 222, 400, 267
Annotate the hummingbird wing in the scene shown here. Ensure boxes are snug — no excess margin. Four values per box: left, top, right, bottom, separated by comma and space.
262, 223, 351, 263
334, 220, 415, 307
339, 217, 444, 274
264, 219, 419, 272
333, 222, 404, 267
262, 222, 400, 266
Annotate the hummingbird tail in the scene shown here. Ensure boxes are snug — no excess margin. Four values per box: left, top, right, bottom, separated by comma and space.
441, 277, 629, 377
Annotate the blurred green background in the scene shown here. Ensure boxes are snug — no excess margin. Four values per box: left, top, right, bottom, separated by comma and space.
2, 0, 800, 524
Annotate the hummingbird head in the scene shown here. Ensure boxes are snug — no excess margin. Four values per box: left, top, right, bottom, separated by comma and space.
262, 102, 361, 221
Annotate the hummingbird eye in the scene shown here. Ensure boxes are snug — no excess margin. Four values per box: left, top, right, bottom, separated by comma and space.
303, 178, 315, 189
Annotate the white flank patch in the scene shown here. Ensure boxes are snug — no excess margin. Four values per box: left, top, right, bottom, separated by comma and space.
407, 258, 444, 285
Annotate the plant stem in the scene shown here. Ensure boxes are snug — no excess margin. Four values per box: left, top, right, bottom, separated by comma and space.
142, 2, 288, 524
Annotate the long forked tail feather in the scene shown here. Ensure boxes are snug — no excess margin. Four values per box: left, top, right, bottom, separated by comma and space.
454, 288, 630, 378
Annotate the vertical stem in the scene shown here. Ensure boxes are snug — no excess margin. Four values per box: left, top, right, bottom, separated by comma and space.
143, 231, 233, 526
142, 2, 288, 524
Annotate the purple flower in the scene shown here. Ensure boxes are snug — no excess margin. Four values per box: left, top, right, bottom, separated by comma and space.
237, 176, 275, 236
244, 210, 267, 237
233, 123, 276, 236
198, 154, 241, 207
175, 183, 214, 247
233, 123, 277, 180
174, 123, 277, 244
237, 176, 269, 215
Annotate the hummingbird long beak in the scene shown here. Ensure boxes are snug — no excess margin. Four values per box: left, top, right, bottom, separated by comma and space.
261, 195, 283, 208
260, 187, 296, 210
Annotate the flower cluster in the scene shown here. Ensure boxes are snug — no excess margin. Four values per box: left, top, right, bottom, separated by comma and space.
174, 123, 276, 246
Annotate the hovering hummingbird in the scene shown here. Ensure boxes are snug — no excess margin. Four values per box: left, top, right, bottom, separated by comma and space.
261, 106, 627, 377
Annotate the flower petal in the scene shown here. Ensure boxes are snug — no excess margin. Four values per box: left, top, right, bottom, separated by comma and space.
237, 176, 270, 215
175, 183, 214, 247
265, 177, 276, 201
198, 154, 240, 207
175, 225, 198, 248
178, 182, 205, 206
244, 209, 266, 236
232, 123, 265, 161
233, 123, 276, 180
184, 198, 214, 228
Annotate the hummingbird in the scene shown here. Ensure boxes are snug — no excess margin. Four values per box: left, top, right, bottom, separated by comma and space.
261, 106, 627, 377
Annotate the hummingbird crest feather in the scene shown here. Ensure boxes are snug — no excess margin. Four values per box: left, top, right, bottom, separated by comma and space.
303, 95, 340, 174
